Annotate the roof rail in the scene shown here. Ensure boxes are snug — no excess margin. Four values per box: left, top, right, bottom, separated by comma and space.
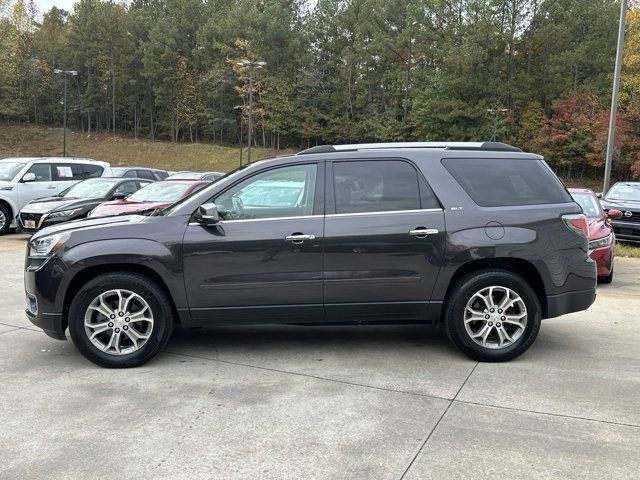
298, 141, 522, 154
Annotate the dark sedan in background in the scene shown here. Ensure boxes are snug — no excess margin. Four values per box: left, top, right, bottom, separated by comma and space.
600, 182, 640, 243
18, 178, 152, 233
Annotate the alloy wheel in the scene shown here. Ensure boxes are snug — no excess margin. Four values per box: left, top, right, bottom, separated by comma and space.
84, 289, 154, 355
463, 286, 527, 349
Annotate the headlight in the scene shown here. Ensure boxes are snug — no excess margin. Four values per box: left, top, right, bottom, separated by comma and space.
589, 233, 614, 250
29, 232, 70, 257
48, 208, 83, 219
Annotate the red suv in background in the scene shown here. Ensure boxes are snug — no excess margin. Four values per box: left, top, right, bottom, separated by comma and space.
569, 188, 621, 283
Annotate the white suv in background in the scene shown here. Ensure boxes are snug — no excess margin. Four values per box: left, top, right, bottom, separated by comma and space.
0, 157, 112, 234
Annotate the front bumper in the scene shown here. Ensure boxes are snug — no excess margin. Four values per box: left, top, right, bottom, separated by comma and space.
589, 245, 614, 277
18, 212, 79, 233
545, 288, 596, 319
24, 253, 69, 340
610, 220, 640, 243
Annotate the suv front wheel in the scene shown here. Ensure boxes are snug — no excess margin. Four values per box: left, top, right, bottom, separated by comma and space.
445, 269, 541, 362
68, 272, 174, 368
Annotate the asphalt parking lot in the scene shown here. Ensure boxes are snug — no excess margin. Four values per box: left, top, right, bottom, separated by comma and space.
1, 232, 639, 479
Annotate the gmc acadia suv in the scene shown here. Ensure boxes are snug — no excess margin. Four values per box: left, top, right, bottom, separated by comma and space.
24, 142, 596, 368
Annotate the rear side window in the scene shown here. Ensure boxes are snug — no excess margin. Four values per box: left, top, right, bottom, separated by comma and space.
442, 158, 571, 207
333, 160, 435, 214
54, 164, 87, 181
83, 164, 104, 178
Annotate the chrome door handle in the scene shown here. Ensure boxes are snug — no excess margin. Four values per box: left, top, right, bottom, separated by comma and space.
285, 234, 316, 244
47, 186, 56, 189
409, 228, 439, 238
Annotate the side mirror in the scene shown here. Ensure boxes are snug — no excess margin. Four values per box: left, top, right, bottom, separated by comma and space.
608, 209, 622, 219
596, 192, 603, 199
22, 172, 36, 183
195, 202, 220, 225
112, 192, 127, 200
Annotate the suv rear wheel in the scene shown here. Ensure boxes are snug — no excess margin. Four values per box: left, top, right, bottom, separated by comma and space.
68, 272, 174, 368
445, 269, 541, 362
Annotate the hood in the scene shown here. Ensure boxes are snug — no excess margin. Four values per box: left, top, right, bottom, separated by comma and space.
22, 196, 105, 214
0, 180, 15, 192
89, 200, 172, 218
31, 214, 147, 240
601, 198, 640, 210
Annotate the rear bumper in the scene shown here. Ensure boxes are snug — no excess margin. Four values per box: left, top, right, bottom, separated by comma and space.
545, 288, 596, 319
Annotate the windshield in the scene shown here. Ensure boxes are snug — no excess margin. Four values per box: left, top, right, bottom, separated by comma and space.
606, 184, 640, 202
128, 182, 191, 202
0, 162, 25, 181
571, 192, 602, 218
63, 179, 117, 199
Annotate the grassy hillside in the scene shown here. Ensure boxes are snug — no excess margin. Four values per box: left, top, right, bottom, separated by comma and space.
0, 124, 294, 173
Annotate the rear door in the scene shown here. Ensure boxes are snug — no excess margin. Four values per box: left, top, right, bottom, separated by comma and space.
323, 158, 445, 319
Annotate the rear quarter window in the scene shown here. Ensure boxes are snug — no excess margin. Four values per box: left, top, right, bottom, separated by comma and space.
442, 158, 571, 207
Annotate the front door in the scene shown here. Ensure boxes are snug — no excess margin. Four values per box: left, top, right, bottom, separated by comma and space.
17, 163, 58, 208
323, 159, 445, 319
183, 162, 324, 323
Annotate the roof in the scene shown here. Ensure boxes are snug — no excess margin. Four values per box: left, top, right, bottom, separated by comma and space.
0, 156, 107, 165
298, 141, 522, 155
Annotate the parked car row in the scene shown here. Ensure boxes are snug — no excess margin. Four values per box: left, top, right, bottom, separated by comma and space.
0, 156, 222, 235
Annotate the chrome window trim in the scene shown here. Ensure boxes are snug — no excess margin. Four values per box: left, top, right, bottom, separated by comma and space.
326, 208, 443, 218
187, 208, 443, 225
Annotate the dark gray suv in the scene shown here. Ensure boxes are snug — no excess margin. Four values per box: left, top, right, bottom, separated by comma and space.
24, 142, 596, 367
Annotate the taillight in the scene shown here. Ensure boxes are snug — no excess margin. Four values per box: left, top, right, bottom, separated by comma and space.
562, 214, 589, 238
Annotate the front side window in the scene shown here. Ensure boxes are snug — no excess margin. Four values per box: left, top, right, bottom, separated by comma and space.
333, 160, 422, 214
114, 181, 139, 197
25, 164, 52, 182
137, 169, 156, 180
214, 164, 317, 220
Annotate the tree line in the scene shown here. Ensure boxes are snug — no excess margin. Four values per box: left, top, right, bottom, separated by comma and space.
1, 0, 639, 180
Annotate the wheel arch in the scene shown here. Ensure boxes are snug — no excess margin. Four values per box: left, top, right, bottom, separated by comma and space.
62, 264, 182, 332
441, 258, 548, 321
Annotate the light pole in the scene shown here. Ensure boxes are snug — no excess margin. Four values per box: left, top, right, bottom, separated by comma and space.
487, 108, 508, 142
603, 0, 628, 195
234, 105, 244, 167
54, 69, 78, 157
236, 60, 266, 163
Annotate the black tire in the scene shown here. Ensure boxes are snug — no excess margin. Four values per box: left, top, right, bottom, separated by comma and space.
598, 267, 614, 284
444, 269, 541, 362
68, 272, 174, 368
0, 203, 11, 235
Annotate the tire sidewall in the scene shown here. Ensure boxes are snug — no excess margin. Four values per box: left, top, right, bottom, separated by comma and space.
447, 271, 541, 361
68, 274, 173, 368
0, 204, 10, 235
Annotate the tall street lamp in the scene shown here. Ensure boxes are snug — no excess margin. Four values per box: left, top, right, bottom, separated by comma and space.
233, 105, 244, 167
54, 69, 78, 157
487, 108, 508, 142
603, 0, 628, 195
236, 60, 266, 163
